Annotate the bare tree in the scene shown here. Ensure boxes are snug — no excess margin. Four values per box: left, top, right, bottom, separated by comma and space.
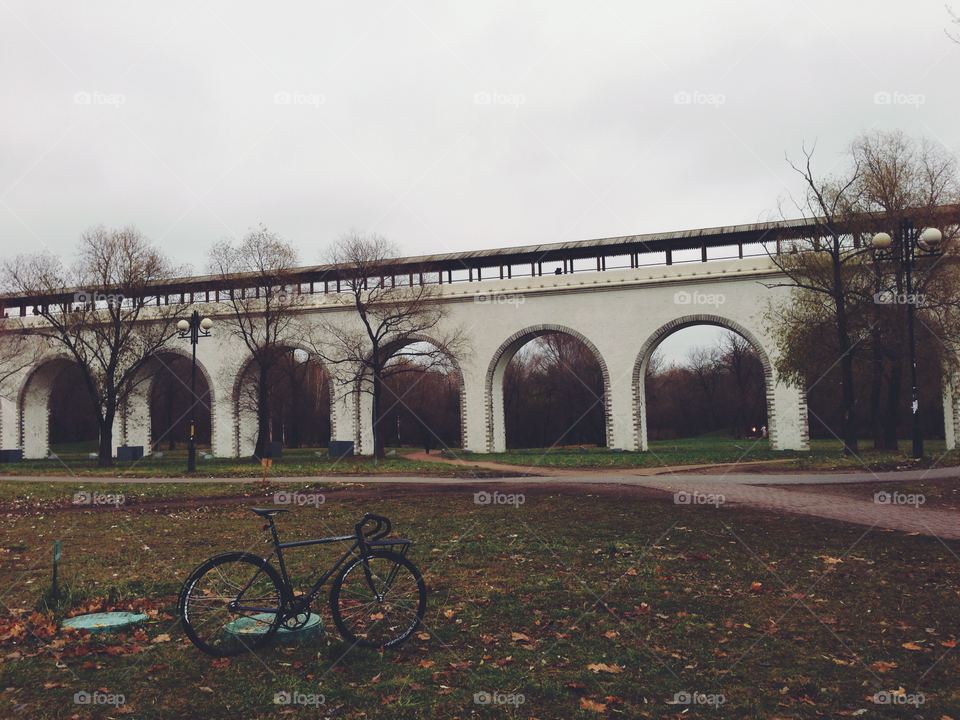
848, 131, 960, 449
205, 226, 302, 460
0, 316, 48, 399
717, 330, 763, 432
310, 230, 470, 459
687, 346, 723, 429
768, 141, 891, 455
2, 225, 187, 466
947, 5, 960, 42
766, 132, 960, 454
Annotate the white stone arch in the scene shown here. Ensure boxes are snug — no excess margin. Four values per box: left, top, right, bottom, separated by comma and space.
230, 340, 332, 457
632, 313, 808, 451
17, 355, 87, 459
484, 324, 612, 452
374, 332, 467, 451
124, 346, 217, 453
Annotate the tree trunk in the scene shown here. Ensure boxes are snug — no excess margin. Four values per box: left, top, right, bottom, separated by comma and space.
832, 250, 858, 455
870, 338, 885, 450
166, 375, 175, 451
97, 409, 114, 467
254, 366, 270, 460
372, 371, 385, 459
883, 359, 903, 451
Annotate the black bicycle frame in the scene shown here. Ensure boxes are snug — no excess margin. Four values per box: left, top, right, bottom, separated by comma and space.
230, 526, 412, 619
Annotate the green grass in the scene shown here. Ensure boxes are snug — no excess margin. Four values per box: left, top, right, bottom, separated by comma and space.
0, 479, 337, 509
6, 438, 957, 478
1, 485, 957, 718
0, 448, 515, 479
473, 436, 960, 472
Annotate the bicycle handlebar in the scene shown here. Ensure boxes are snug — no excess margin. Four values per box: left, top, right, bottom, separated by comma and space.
355, 513, 392, 542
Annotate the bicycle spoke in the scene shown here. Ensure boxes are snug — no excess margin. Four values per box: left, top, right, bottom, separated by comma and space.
180, 554, 284, 657
331, 553, 426, 649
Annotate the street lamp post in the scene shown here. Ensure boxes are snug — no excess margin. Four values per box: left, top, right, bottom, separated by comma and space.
177, 310, 213, 472
872, 219, 942, 459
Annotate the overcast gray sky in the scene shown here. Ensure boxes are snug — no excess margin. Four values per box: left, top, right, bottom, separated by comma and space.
2, 1, 958, 362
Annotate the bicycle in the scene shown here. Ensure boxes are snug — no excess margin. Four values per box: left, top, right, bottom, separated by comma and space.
178, 510, 427, 657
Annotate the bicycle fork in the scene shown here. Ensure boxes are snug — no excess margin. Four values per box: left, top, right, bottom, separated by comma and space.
359, 554, 403, 604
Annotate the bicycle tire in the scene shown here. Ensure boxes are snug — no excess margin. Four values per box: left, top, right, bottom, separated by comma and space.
329, 551, 426, 649
179, 552, 285, 657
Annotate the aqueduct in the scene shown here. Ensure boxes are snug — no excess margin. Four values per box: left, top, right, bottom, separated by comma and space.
4, 214, 959, 458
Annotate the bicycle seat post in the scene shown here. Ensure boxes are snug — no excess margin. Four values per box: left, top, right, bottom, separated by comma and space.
249, 508, 289, 548
264, 515, 281, 546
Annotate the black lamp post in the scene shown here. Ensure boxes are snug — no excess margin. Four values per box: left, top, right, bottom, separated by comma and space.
872, 219, 942, 459
177, 310, 213, 472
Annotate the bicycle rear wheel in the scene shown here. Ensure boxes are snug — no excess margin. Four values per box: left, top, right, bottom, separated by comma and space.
179, 552, 285, 657
330, 551, 426, 649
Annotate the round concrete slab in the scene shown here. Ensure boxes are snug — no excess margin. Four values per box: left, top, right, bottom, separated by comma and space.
223, 613, 324, 647
62, 612, 148, 635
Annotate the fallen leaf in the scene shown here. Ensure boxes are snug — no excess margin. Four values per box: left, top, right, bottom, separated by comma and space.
580, 697, 608, 712
417, 632, 430, 640
902, 642, 924, 651
198, 686, 214, 693
211, 658, 230, 668
152, 634, 171, 643
942, 639, 957, 648
587, 663, 622, 674
750, 582, 762, 592
511, 632, 531, 642
820, 556, 843, 564
869, 661, 897, 673
419, 660, 435, 668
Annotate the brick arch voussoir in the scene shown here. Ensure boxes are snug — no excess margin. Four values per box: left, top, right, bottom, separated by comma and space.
484, 324, 613, 452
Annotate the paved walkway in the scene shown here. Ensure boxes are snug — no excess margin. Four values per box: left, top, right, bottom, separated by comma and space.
403, 452, 960, 540
402, 451, 803, 478
625, 479, 960, 539
4, 457, 958, 539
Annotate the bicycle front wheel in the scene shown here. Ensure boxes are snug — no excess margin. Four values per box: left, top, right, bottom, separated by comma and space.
330, 551, 426, 649
179, 552, 285, 657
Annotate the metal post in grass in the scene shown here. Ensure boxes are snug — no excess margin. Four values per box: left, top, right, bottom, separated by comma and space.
177, 310, 213, 472
51, 540, 61, 598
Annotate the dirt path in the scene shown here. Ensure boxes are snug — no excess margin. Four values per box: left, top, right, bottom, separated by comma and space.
401, 451, 798, 477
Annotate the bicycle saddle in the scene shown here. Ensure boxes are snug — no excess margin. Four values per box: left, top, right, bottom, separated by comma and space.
249, 508, 291, 517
